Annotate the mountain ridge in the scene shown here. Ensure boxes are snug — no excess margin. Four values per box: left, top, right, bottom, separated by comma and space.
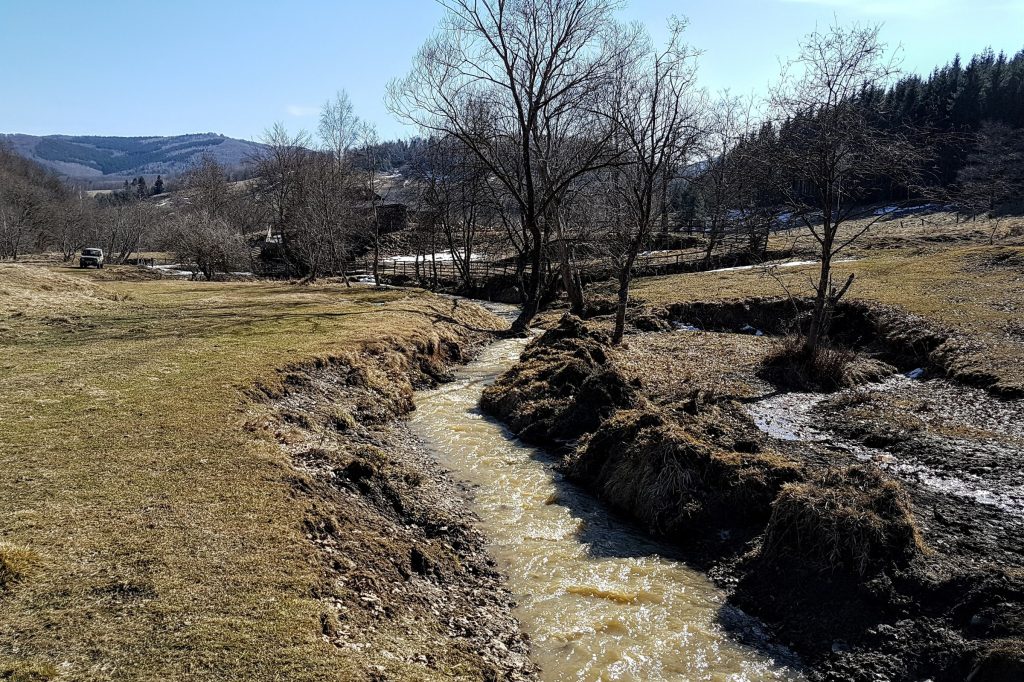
0, 132, 265, 183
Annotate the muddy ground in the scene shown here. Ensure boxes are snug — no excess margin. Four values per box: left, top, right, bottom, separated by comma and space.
246, 320, 537, 681
483, 306, 1024, 681
629, 327, 1024, 681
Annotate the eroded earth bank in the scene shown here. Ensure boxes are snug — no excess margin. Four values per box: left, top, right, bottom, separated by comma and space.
248, 302, 538, 681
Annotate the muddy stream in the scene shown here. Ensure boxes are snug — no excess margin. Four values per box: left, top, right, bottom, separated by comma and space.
410, 333, 802, 681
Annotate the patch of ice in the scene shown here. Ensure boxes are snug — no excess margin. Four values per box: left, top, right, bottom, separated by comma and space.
145, 264, 193, 277
673, 322, 701, 332
746, 392, 830, 442
905, 368, 925, 380
705, 259, 854, 275
386, 251, 482, 263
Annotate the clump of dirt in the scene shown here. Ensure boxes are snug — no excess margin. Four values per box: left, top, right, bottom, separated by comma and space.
565, 408, 800, 540
760, 465, 924, 577
967, 640, 1024, 682
481, 314, 639, 444
626, 308, 674, 333
250, 312, 537, 681
582, 295, 619, 318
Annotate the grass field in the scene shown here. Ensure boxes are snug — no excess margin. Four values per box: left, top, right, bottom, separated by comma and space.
0, 264, 500, 681
633, 239, 1024, 395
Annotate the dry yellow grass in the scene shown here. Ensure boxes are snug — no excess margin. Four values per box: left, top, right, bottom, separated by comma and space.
634, 243, 1024, 392
0, 263, 502, 681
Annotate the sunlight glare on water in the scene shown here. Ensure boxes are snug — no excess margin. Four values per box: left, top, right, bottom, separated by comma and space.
411, 338, 803, 682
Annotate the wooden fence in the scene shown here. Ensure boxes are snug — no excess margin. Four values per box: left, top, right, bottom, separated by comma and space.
353, 245, 733, 285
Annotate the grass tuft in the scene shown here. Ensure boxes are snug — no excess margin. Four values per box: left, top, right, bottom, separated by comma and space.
0, 544, 38, 591
760, 335, 895, 392
0, 660, 58, 682
760, 465, 925, 577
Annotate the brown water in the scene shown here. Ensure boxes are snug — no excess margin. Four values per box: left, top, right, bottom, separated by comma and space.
411, 337, 803, 681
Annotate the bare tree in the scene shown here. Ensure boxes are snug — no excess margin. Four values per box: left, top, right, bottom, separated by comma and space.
295, 91, 364, 284
52, 190, 97, 261
169, 212, 250, 281
388, 0, 639, 333
605, 19, 701, 344
182, 154, 232, 219
319, 91, 361, 167
0, 177, 42, 260
103, 198, 154, 264
693, 94, 758, 266
411, 136, 492, 291
251, 124, 313, 277
766, 22, 922, 351
957, 121, 1024, 241
356, 123, 383, 286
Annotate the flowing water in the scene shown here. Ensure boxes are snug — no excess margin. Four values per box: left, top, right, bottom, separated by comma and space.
411, 337, 803, 681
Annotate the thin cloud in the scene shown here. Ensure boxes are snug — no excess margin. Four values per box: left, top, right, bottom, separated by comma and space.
286, 105, 318, 117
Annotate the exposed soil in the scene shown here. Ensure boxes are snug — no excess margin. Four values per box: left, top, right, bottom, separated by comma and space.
247, 320, 537, 681
481, 312, 1024, 681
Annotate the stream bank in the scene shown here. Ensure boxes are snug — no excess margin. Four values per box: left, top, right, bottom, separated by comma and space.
248, 300, 537, 681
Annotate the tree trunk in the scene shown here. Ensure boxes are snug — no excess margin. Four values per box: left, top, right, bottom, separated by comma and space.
556, 238, 584, 316
660, 165, 670, 233
612, 264, 632, 345
806, 250, 832, 352
510, 225, 542, 335
372, 219, 380, 287
702, 222, 720, 267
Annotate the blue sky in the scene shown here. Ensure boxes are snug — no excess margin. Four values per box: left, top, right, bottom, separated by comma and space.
1, 0, 1022, 141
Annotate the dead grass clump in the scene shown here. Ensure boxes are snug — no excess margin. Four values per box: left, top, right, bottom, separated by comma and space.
760, 465, 924, 577
550, 366, 639, 441
565, 409, 800, 537
761, 335, 893, 391
627, 308, 673, 333
0, 660, 58, 682
582, 295, 619, 318
326, 407, 357, 432
481, 314, 618, 442
967, 639, 1024, 682
0, 544, 38, 591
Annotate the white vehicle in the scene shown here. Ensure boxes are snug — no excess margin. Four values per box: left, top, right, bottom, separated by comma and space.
79, 248, 104, 268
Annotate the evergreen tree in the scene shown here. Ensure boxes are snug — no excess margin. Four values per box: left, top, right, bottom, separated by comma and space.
152, 175, 164, 196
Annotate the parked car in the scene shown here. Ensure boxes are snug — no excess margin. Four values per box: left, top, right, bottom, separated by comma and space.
79, 248, 104, 268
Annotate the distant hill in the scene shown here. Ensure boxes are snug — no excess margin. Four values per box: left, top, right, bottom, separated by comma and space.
0, 133, 265, 183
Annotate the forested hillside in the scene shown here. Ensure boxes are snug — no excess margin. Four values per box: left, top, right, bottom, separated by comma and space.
1, 133, 264, 183
770, 47, 1024, 202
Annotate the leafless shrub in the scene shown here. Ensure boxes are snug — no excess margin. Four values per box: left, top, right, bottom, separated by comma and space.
169, 213, 250, 281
